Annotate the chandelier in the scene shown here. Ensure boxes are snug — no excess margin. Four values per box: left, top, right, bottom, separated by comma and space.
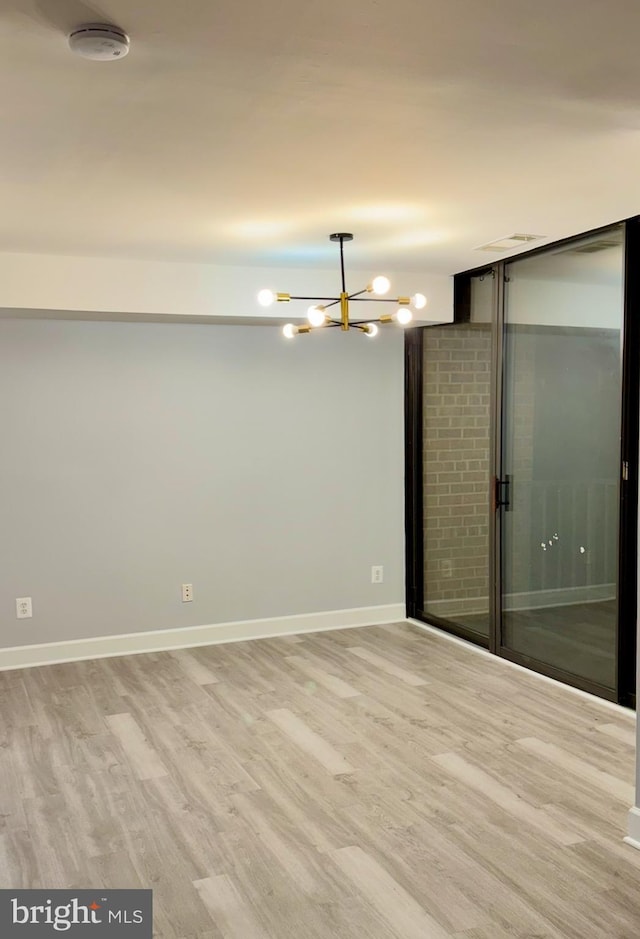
257, 233, 427, 338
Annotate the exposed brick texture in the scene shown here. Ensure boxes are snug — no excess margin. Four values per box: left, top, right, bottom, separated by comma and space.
423, 325, 491, 618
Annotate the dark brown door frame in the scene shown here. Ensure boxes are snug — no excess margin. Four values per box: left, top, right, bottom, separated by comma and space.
617, 217, 640, 708
404, 326, 423, 621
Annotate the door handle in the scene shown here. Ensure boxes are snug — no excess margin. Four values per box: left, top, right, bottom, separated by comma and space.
492, 475, 511, 511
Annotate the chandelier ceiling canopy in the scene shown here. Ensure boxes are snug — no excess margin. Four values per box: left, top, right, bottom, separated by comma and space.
257, 233, 427, 338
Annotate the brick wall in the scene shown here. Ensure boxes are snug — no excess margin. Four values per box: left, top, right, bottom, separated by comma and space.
423, 325, 491, 618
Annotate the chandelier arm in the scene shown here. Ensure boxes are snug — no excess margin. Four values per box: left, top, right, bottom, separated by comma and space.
347, 288, 369, 300
347, 318, 383, 326
349, 297, 404, 303
287, 296, 341, 302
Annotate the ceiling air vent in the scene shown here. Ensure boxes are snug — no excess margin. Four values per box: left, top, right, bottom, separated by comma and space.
475, 233, 545, 252
567, 239, 621, 254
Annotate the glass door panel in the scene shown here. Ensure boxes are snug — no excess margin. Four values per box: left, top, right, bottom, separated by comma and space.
422, 273, 493, 639
500, 227, 624, 689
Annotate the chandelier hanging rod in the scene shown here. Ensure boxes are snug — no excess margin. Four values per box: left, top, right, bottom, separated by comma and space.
339, 232, 347, 293
257, 233, 427, 339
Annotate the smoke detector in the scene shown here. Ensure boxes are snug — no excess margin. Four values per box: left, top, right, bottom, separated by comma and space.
68, 24, 130, 61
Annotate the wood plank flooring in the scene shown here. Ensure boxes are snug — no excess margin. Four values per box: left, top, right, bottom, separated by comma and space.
0, 622, 638, 938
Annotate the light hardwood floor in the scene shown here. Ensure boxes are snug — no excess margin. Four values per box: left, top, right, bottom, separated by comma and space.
0, 622, 638, 938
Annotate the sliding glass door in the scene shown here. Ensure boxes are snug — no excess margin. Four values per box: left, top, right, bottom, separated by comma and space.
501, 229, 624, 691
410, 221, 637, 704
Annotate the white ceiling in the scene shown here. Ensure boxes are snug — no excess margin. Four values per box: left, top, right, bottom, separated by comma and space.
2, 0, 640, 274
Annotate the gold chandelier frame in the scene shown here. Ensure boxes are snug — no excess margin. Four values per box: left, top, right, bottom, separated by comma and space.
257, 233, 427, 338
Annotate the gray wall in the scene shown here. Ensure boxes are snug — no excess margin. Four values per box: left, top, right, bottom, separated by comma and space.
0, 319, 405, 648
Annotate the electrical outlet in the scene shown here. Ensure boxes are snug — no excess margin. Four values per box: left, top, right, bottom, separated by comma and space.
182, 584, 193, 603
16, 597, 32, 619
441, 559, 453, 578
371, 565, 384, 584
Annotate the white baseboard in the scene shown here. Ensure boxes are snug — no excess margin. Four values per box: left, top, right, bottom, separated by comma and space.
0, 603, 406, 672
625, 807, 640, 851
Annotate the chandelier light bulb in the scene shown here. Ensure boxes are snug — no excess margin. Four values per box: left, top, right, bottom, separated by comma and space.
371, 275, 391, 296
282, 323, 298, 339
396, 308, 413, 325
258, 288, 276, 307
412, 292, 427, 310
307, 305, 326, 327
364, 323, 379, 338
